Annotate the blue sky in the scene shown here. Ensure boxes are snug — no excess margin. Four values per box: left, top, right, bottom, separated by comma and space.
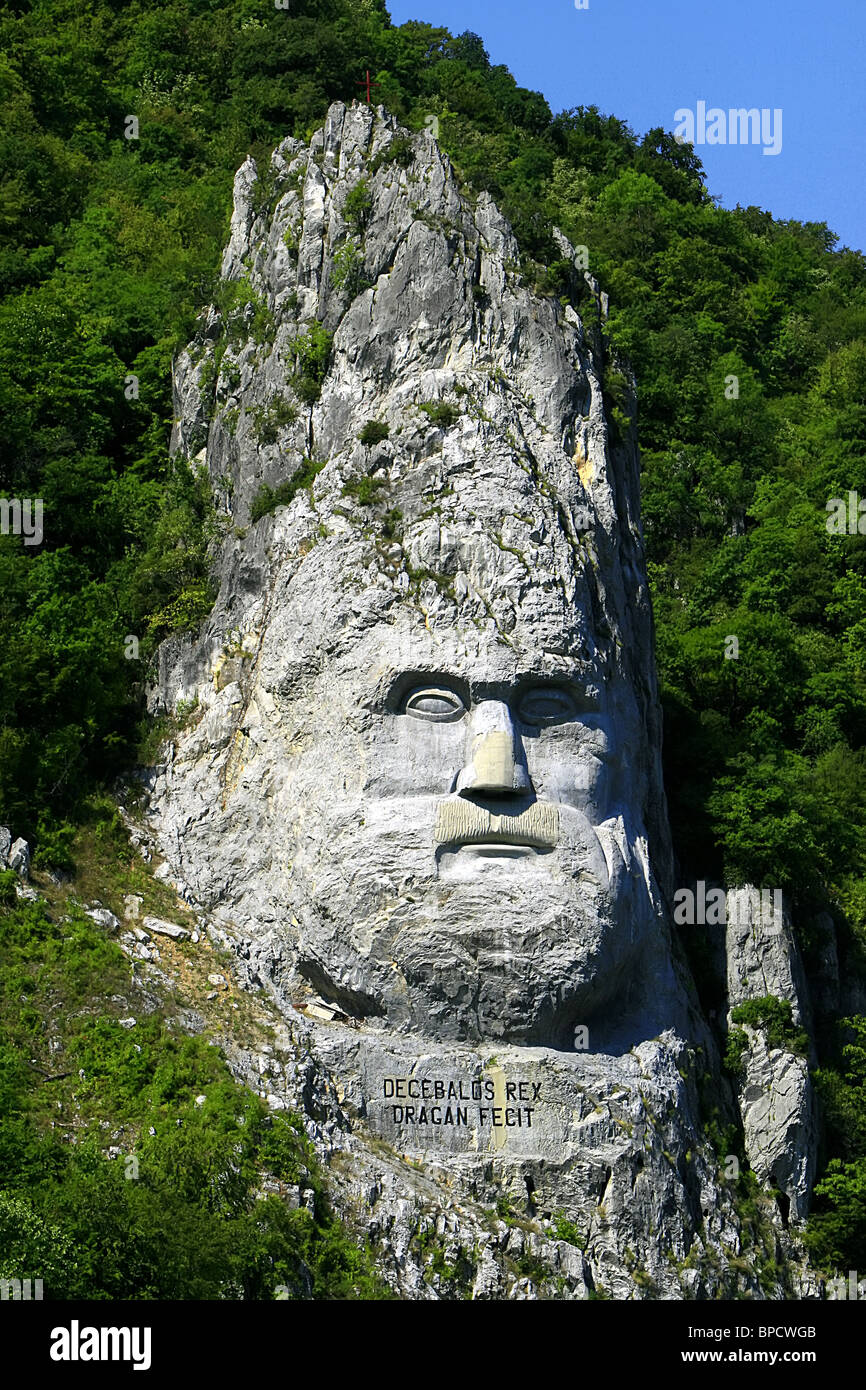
385, 0, 866, 253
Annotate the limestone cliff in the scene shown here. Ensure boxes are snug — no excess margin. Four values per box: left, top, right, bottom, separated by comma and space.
143, 101, 821, 1299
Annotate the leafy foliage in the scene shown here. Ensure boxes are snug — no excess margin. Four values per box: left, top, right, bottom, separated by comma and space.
251, 394, 299, 445
331, 238, 371, 298
288, 321, 333, 403
418, 400, 460, 429
358, 420, 390, 446
806, 1018, 866, 1270
0, 888, 389, 1299
343, 178, 373, 233
729, 996, 810, 1058
723, 1028, 750, 1077
250, 458, 325, 524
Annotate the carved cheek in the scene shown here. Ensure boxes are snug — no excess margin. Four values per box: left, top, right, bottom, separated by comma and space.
530, 741, 608, 811
359, 720, 466, 797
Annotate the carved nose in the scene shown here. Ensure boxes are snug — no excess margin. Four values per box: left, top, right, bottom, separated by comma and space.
456, 700, 531, 796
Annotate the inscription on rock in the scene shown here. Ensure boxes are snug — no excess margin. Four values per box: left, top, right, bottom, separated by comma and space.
372, 1072, 546, 1149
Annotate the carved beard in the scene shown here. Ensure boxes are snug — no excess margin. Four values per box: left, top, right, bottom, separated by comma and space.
288, 791, 662, 1046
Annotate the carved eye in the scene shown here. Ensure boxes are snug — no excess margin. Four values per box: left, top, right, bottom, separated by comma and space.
403, 686, 466, 722
517, 687, 576, 726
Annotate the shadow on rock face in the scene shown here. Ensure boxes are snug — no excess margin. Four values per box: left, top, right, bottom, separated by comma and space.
296, 953, 386, 1020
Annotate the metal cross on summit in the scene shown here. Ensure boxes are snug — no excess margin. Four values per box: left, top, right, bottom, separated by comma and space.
356, 69, 380, 104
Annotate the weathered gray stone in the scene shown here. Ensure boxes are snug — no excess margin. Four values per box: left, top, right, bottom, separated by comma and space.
736, 1026, 814, 1222
7, 837, 30, 879
143, 102, 819, 1299
123, 893, 144, 921
149, 99, 682, 1051
86, 907, 120, 931
0, 826, 11, 865
725, 887, 809, 1026
724, 887, 817, 1221
142, 916, 189, 941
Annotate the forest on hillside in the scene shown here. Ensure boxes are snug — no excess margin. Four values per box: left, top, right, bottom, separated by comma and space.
1, 0, 865, 1289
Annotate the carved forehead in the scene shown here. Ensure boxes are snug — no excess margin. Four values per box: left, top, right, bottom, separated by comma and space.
261, 580, 601, 691
268, 526, 598, 645
255, 486, 616, 708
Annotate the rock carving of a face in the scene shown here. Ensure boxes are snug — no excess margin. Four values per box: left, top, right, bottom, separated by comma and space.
156, 103, 680, 1050
257, 541, 669, 1049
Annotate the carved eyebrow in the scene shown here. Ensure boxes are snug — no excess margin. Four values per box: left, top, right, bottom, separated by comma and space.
512, 676, 602, 713
382, 670, 469, 712
510, 672, 586, 693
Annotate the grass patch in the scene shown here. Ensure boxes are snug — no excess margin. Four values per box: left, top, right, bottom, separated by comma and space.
358, 420, 390, 447
0, 826, 392, 1300
250, 457, 325, 523
342, 474, 387, 506
730, 996, 810, 1058
418, 400, 459, 429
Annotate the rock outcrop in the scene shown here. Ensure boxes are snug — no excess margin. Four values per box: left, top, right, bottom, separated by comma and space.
724, 888, 816, 1223
142, 102, 820, 1298
0, 827, 31, 880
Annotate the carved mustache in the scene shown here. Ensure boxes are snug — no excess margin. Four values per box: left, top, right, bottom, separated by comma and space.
434, 798, 559, 849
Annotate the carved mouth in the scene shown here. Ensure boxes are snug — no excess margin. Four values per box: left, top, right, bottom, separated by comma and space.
434, 798, 559, 850
451, 842, 540, 860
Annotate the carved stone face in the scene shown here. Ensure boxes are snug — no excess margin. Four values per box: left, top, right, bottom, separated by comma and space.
148, 100, 689, 1064
255, 537, 668, 1048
